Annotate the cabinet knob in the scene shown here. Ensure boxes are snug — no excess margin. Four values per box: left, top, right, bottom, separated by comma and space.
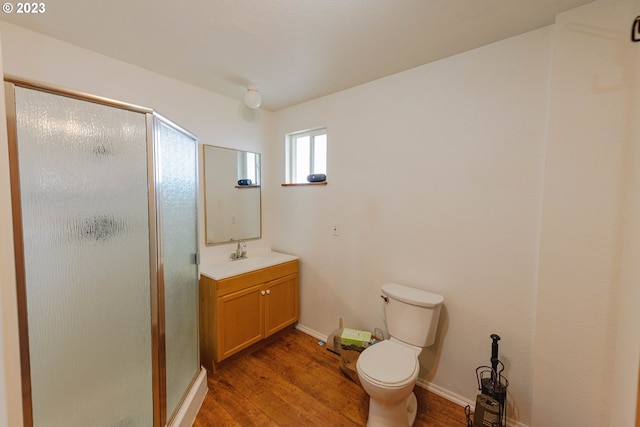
266, 289, 271, 295
261, 290, 266, 296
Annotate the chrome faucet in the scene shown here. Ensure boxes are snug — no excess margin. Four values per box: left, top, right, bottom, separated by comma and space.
231, 240, 247, 260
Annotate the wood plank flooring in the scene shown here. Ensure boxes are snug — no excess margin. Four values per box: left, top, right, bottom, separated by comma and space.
193, 328, 467, 426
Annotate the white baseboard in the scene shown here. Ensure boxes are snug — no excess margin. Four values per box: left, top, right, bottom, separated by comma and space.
294, 323, 327, 342
417, 377, 474, 409
170, 367, 208, 427
296, 323, 528, 427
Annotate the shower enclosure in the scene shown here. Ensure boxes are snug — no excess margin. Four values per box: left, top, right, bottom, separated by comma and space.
5, 77, 200, 427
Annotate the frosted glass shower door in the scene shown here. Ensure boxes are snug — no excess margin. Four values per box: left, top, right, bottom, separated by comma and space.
154, 117, 199, 420
14, 87, 153, 427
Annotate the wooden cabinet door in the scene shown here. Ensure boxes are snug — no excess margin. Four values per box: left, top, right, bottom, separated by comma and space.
216, 283, 264, 361
264, 274, 299, 337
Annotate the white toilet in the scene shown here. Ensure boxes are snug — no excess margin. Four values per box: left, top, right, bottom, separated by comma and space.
356, 283, 444, 427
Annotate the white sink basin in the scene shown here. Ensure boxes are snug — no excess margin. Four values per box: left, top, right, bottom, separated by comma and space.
199, 251, 298, 280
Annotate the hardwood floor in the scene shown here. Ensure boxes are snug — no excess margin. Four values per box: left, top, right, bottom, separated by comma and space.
193, 328, 467, 426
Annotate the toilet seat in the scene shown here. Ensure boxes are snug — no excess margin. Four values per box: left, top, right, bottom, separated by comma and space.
357, 340, 419, 388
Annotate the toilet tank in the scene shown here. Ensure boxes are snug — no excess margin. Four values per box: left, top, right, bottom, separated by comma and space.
381, 283, 444, 348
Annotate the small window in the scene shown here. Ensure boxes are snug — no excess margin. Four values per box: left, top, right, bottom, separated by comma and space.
237, 150, 260, 186
285, 128, 327, 184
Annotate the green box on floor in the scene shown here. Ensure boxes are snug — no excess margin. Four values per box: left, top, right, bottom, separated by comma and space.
340, 328, 371, 348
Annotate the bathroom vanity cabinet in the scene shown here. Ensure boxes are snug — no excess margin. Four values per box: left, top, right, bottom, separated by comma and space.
199, 259, 299, 370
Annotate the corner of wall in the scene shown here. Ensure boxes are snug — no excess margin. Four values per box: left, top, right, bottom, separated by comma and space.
0, 35, 25, 427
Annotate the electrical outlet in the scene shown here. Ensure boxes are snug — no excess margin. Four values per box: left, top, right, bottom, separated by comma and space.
331, 224, 340, 236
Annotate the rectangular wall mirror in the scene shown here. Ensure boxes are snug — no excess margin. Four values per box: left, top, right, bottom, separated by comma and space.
203, 145, 261, 245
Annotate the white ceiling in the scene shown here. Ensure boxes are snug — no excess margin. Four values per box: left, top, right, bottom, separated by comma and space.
0, 0, 594, 111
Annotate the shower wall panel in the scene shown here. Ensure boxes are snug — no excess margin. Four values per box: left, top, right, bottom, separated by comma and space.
14, 87, 153, 427
154, 118, 199, 421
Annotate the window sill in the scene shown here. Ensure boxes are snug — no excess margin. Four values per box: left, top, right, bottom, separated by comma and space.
281, 182, 328, 187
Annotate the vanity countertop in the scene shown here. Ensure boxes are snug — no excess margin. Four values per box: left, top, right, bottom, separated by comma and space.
199, 251, 299, 281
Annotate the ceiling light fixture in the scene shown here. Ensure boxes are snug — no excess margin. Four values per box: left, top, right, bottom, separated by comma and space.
243, 85, 262, 109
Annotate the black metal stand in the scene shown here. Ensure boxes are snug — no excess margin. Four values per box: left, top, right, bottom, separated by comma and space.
472, 334, 509, 427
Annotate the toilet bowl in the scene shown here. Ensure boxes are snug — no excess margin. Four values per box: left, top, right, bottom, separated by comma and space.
356, 283, 444, 427
357, 339, 420, 426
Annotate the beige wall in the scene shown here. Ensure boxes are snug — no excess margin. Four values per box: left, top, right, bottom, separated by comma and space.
270, 26, 552, 426
532, 1, 639, 425
612, 4, 640, 424
0, 35, 23, 427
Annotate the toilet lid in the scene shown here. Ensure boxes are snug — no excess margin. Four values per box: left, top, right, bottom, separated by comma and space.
357, 340, 418, 385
